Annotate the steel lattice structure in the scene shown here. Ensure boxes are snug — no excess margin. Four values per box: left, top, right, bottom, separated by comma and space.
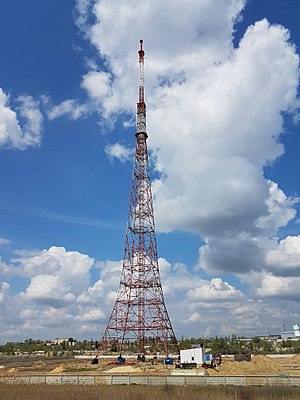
101, 40, 177, 355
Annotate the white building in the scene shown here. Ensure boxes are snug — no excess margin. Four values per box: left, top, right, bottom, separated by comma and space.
180, 347, 205, 366
281, 324, 300, 341
54, 337, 76, 346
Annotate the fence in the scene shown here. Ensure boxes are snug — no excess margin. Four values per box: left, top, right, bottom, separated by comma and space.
1, 374, 300, 386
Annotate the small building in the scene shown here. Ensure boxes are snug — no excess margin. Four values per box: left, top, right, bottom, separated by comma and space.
180, 347, 205, 366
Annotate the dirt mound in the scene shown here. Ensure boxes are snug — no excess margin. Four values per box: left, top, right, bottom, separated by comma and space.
49, 365, 65, 374
8, 368, 17, 373
33, 360, 46, 368
106, 365, 137, 374
208, 355, 287, 376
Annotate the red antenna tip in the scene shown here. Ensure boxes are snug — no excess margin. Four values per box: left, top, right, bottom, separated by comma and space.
138, 39, 144, 58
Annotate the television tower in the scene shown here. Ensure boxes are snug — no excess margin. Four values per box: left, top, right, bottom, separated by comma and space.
101, 40, 177, 355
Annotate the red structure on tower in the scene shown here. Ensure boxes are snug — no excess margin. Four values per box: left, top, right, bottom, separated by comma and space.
101, 40, 177, 355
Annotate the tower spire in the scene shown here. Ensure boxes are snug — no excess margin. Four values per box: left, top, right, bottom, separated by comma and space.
136, 39, 147, 137
101, 40, 177, 355
138, 39, 145, 103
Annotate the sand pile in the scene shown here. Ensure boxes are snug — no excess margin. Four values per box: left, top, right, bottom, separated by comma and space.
49, 365, 65, 374
33, 360, 46, 368
106, 365, 137, 374
292, 354, 300, 362
208, 355, 287, 376
8, 368, 17, 373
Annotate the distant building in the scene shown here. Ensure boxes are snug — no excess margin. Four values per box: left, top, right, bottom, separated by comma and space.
54, 337, 76, 346
281, 324, 300, 341
256, 334, 281, 342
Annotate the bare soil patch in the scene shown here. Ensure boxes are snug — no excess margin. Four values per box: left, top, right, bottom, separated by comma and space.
1, 355, 300, 377
207, 355, 300, 376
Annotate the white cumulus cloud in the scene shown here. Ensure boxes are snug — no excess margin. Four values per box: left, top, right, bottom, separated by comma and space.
47, 99, 90, 120
78, 308, 105, 321
1, 244, 300, 340
16, 246, 94, 293
0, 89, 43, 150
81, 71, 112, 99
22, 274, 75, 307
104, 142, 133, 163
187, 278, 244, 302
256, 272, 300, 301
0, 282, 10, 305
76, 0, 300, 280
265, 236, 300, 275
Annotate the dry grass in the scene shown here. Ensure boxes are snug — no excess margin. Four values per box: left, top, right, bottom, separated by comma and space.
1, 383, 300, 400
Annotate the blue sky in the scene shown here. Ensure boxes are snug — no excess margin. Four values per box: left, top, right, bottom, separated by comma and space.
0, 0, 300, 343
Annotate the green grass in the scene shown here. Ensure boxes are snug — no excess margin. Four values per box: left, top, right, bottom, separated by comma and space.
1, 383, 300, 400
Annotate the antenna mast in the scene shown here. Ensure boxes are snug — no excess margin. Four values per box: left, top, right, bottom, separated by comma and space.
137, 39, 146, 136
101, 40, 177, 355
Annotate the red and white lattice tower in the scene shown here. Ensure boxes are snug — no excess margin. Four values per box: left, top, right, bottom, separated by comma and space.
101, 40, 177, 355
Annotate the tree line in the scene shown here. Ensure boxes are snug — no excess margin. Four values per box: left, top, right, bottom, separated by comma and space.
1, 336, 300, 356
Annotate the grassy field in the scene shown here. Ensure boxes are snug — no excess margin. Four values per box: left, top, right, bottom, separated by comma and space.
1, 384, 300, 400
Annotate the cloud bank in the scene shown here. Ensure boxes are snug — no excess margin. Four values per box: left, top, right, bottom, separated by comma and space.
0, 246, 293, 341
76, 0, 300, 290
